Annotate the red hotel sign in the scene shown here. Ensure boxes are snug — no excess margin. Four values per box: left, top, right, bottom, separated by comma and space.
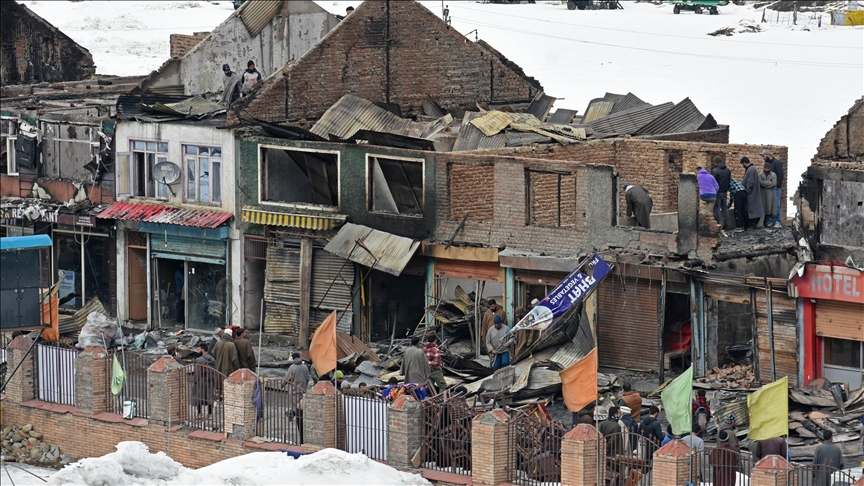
790, 264, 864, 304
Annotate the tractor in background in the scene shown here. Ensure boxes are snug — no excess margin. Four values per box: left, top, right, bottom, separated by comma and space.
665, 0, 729, 15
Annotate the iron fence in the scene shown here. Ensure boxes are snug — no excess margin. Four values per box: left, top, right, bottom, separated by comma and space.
420, 389, 474, 475
603, 430, 657, 486
260, 379, 305, 445
33, 340, 77, 405
343, 393, 388, 461
697, 445, 753, 486
104, 350, 155, 418
789, 463, 859, 486
178, 363, 226, 432
507, 407, 568, 486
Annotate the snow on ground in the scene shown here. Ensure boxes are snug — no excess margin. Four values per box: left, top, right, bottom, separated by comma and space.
1, 462, 58, 485
26, 1, 864, 213
42, 441, 429, 485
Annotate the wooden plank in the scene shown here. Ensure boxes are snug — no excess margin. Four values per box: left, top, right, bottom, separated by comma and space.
298, 238, 313, 348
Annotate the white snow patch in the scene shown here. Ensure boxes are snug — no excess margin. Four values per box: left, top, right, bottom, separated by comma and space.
45, 441, 430, 485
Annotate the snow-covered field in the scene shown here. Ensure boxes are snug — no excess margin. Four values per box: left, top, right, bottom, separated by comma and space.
3, 441, 429, 485
25, 0, 864, 213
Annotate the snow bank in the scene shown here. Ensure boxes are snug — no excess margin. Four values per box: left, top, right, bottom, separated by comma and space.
47, 441, 430, 485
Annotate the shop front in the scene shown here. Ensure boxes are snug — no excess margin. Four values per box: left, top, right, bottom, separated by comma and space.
99, 202, 233, 329
791, 264, 864, 389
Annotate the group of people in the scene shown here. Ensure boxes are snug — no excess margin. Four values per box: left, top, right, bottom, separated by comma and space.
591, 386, 844, 486
623, 150, 784, 233
220, 60, 263, 109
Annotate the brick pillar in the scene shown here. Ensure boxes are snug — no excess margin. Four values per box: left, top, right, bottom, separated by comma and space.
4, 336, 36, 403
387, 395, 422, 469
147, 357, 184, 427
752, 455, 796, 486
302, 381, 340, 453
75, 346, 109, 413
562, 424, 605, 486
652, 439, 698, 485
224, 369, 258, 441
471, 409, 511, 485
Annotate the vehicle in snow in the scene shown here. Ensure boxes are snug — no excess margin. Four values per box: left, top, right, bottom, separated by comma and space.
665, 0, 729, 15
567, 1, 623, 10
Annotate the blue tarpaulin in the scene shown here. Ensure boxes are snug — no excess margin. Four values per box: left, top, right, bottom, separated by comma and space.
0, 235, 52, 251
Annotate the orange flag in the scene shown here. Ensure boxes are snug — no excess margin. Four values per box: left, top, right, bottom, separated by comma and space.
309, 311, 338, 377
559, 347, 598, 413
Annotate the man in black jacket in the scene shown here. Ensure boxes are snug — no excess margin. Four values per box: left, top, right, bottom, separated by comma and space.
711, 156, 731, 230
760, 150, 784, 227
637, 406, 664, 456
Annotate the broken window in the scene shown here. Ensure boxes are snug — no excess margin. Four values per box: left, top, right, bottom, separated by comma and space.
261, 147, 339, 207
368, 155, 423, 216
130, 140, 169, 198
184, 145, 222, 204
1, 119, 18, 175
526, 169, 577, 228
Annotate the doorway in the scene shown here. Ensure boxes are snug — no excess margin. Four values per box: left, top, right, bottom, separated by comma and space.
128, 247, 148, 321
153, 259, 226, 330
367, 271, 426, 341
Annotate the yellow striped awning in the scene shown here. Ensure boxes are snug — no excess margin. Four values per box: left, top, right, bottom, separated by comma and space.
241, 207, 347, 231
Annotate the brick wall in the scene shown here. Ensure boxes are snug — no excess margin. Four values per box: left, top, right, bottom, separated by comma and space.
169, 32, 209, 59
448, 163, 494, 221
234, 0, 541, 124
0, 1, 95, 84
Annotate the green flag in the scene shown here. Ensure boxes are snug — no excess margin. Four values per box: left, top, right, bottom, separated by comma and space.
661, 365, 693, 435
748, 376, 789, 440
111, 354, 126, 396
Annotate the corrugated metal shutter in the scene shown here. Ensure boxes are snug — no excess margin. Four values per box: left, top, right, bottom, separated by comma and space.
434, 258, 504, 282
151, 235, 226, 264
311, 249, 353, 334
264, 246, 300, 335
815, 300, 864, 341
755, 291, 798, 386
597, 277, 659, 371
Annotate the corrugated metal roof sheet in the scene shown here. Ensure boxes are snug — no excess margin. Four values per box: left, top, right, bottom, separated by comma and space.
547, 109, 578, 125
310, 95, 450, 141
609, 92, 650, 114
526, 92, 556, 121
323, 223, 420, 277
239, 0, 283, 38
587, 102, 675, 138
469, 111, 585, 143
582, 100, 615, 123
96, 201, 232, 229
635, 98, 706, 135
452, 112, 506, 151
117, 94, 188, 120
242, 207, 347, 230
142, 95, 225, 119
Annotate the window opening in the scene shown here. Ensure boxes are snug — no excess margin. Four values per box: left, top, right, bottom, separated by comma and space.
368, 156, 423, 216
261, 147, 338, 207
526, 169, 576, 228
1, 119, 18, 175
185, 145, 222, 203
131, 140, 169, 198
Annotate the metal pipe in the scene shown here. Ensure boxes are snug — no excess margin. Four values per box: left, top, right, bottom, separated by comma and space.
767, 282, 776, 381
257, 298, 264, 377
0, 329, 43, 393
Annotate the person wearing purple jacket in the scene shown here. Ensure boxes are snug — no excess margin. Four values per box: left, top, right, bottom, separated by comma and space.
696, 166, 720, 214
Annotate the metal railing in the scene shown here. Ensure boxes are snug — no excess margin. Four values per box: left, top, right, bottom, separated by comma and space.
697, 445, 753, 486
604, 430, 658, 486
33, 340, 77, 406
343, 394, 388, 461
104, 350, 155, 418
420, 390, 474, 475
788, 463, 859, 486
507, 407, 568, 486
260, 379, 306, 445
178, 363, 226, 432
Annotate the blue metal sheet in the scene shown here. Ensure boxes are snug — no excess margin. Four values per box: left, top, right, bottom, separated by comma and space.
0, 235, 52, 251
138, 222, 229, 240
150, 234, 227, 261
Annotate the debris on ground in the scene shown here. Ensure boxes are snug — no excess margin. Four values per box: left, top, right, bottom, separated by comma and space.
695, 364, 756, 389
1, 424, 69, 466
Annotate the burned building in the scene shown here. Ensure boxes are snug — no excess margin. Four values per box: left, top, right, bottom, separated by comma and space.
791, 97, 864, 389
0, 1, 95, 85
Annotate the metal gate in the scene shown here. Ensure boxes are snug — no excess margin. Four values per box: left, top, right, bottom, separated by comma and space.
605, 430, 657, 486
34, 341, 77, 405
104, 350, 155, 418
697, 446, 753, 486
261, 379, 305, 445
507, 407, 567, 485
178, 364, 226, 432
343, 394, 388, 460
420, 391, 473, 475
789, 463, 859, 486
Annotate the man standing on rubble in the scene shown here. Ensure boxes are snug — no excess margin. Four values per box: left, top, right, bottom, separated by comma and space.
760, 149, 784, 228
424, 335, 447, 393
401, 336, 431, 386
619, 382, 642, 422
212, 328, 239, 395
711, 156, 731, 229
486, 315, 514, 371
624, 184, 653, 229
813, 430, 844, 486
740, 157, 765, 230
719, 414, 740, 450
240, 60, 262, 94
234, 328, 257, 371
219, 64, 241, 110
481, 299, 506, 346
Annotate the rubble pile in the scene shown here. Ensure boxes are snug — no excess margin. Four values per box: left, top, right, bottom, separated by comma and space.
1, 424, 65, 465
696, 364, 755, 389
